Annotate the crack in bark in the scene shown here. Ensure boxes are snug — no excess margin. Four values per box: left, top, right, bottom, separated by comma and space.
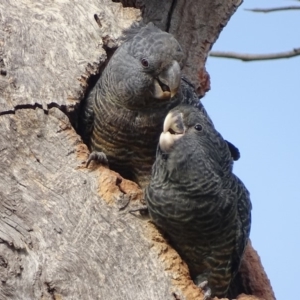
16, 180, 27, 188
0, 103, 44, 116
0, 256, 8, 268
45, 282, 56, 300
0, 102, 78, 132
166, 0, 177, 32
0, 102, 71, 118
172, 292, 182, 300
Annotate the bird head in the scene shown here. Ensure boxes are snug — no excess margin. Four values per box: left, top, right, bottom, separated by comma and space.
104, 23, 184, 109
159, 104, 233, 174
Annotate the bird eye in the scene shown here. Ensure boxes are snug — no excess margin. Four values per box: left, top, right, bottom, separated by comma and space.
194, 124, 203, 131
141, 58, 149, 68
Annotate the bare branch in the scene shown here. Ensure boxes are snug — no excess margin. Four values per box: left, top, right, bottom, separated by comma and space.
209, 48, 300, 61
245, 6, 300, 13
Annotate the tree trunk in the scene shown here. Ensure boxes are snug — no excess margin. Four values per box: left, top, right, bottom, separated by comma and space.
0, 1, 275, 299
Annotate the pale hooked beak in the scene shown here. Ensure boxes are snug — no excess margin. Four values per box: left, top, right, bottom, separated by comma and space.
153, 60, 181, 100
159, 111, 185, 153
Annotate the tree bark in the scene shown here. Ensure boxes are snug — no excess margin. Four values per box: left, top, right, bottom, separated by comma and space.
0, 1, 275, 299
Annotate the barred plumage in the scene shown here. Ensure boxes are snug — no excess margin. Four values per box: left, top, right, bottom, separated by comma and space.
145, 104, 252, 298
79, 23, 199, 187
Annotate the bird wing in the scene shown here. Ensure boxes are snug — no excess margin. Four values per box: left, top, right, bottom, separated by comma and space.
78, 85, 97, 146
231, 176, 252, 277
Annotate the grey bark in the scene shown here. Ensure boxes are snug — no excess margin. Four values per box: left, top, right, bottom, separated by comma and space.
0, 1, 272, 300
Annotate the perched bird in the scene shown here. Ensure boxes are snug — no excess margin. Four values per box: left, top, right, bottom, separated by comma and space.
79, 22, 239, 188
79, 22, 200, 188
145, 104, 252, 298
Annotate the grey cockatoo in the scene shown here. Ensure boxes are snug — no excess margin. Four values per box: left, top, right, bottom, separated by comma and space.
80, 22, 200, 187
145, 104, 252, 298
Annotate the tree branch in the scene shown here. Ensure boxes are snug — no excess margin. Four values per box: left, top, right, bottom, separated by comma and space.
245, 6, 300, 13
209, 48, 300, 61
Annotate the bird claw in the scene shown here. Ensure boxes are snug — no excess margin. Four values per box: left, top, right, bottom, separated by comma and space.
194, 278, 212, 300
86, 151, 109, 167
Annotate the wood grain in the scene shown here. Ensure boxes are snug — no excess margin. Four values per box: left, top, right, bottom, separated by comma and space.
0, 0, 275, 299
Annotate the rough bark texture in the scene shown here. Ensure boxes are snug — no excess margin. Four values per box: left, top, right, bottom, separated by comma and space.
0, 1, 275, 299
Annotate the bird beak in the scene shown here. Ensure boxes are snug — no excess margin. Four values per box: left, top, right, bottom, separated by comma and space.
159, 111, 184, 153
153, 60, 181, 100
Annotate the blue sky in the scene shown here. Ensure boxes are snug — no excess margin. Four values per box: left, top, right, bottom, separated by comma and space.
203, 1, 300, 299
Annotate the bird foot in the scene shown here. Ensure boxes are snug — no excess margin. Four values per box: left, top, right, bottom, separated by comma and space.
194, 278, 212, 300
86, 151, 109, 167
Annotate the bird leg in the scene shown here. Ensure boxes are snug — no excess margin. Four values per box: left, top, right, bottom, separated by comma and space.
86, 151, 109, 167
194, 277, 212, 300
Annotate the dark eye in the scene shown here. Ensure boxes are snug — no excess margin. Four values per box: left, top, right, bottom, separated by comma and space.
194, 124, 203, 131
141, 58, 149, 68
